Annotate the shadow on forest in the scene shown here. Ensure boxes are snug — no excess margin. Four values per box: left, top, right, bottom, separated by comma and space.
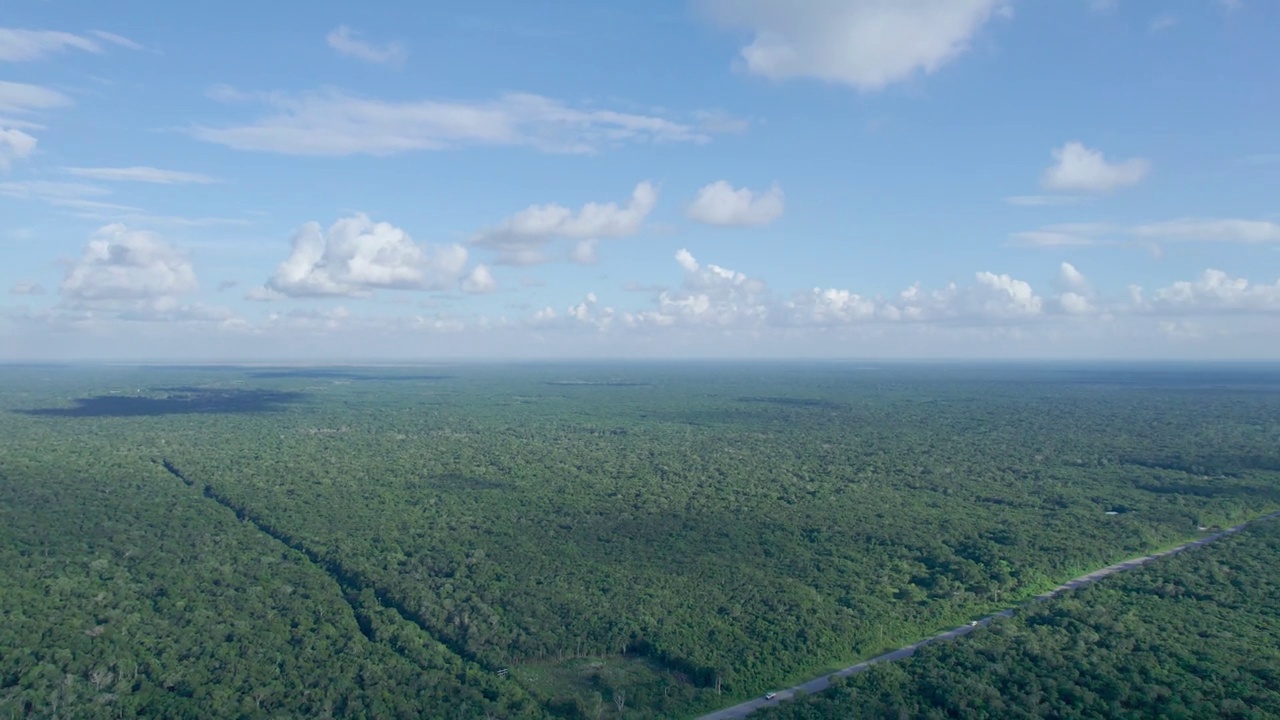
737, 396, 845, 410
18, 388, 307, 417
544, 380, 652, 387
1138, 482, 1280, 504
1126, 455, 1280, 477
247, 369, 453, 381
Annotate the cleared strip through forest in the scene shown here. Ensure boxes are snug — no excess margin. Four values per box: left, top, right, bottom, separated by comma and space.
699, 510, 1280, 720
156, 459, 489, 672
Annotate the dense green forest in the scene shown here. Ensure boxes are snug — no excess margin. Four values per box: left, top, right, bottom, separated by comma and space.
756, 518, 1280, 719
2, 362, 1279, 718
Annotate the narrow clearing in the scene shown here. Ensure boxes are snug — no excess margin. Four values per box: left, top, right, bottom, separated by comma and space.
699, 511, 1280, 720
157, 459, 486, 671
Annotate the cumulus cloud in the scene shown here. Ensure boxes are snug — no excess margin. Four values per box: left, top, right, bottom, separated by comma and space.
1134, 270, 1280, 314
254, 214, 470, 298
0, 128, 37, 171
0, 28, 142, 62
460, 264, 497, 294
472, 182, 657, 265
193, 88, 720, 156
653, 250, 771, 326
607, 250, 1051, 332
675, 248, 700, 273
703, 0, 1008, 91
686, 181, 784, 227
1041, 141, 1150, 193
785, 287, 883, 324
1057, 262, 1091, 293
326, 25, 407, 66
1054, 262, 1096, 315
785, 269, 1048, 326
64, 166, 218, 184
967, 272, 1044, 318
60, 224, 199, 306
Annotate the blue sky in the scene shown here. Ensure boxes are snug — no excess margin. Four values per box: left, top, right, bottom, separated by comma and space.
2, 0, 1278, 360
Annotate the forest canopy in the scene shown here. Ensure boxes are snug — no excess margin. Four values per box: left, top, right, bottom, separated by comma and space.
2, 362, 1279, 718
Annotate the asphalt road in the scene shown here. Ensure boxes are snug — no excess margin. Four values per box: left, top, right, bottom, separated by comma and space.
697, 511, 1280, 720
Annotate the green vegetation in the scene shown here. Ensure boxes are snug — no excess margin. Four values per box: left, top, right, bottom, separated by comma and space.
2, 362, 1279, 718
757, 518, 1280, 719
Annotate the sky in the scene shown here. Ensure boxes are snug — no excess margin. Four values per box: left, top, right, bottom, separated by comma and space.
1, 0, 1278, 361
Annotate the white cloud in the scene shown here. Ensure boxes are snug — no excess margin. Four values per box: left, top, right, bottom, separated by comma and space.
256, 214, 469, 298
569, 238, 598, 265
1042, 141, 1150, 193
0, 128, 37, 171
1015, 218, 1280, 249
969, 272, 1044, 318
786, 287, 883, 324
1130, 218, 1280, 244
787, 270, 1047, 326
627, 251, 1050, 330
0, 80, 73, 114
703, 0, 1008, 91
686, 181, 784, 227
647, 250, 773, 327
460, 264, 497, 294
0, 28, 99, 61
1054, 262, 1096, 314
1008, 230, 1105, 247
568, 249, 774, 330
1135, 270, 1280, 314
472, 182, 657, 265
193, 88, 719, 156
0, 28, 142, 62
245, 285, 285, 302
0, 180, 109, 200
89, 30, 145, 51
675, 248, 700, 273
1057, 262, 1091, 293
64, 166, 219, 184
326, 25, 407, 66
1058, 292, 1094, 315
61, 224, 199, 304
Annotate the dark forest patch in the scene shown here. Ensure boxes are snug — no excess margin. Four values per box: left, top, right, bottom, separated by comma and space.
18, 388, 306, 417
248, 369, 453, 381
544, 380, 651, 387
737, 396, 844, 410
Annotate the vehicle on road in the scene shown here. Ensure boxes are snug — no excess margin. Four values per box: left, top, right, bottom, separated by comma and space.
764, 692, 777, 700
969, 621, 979, 627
